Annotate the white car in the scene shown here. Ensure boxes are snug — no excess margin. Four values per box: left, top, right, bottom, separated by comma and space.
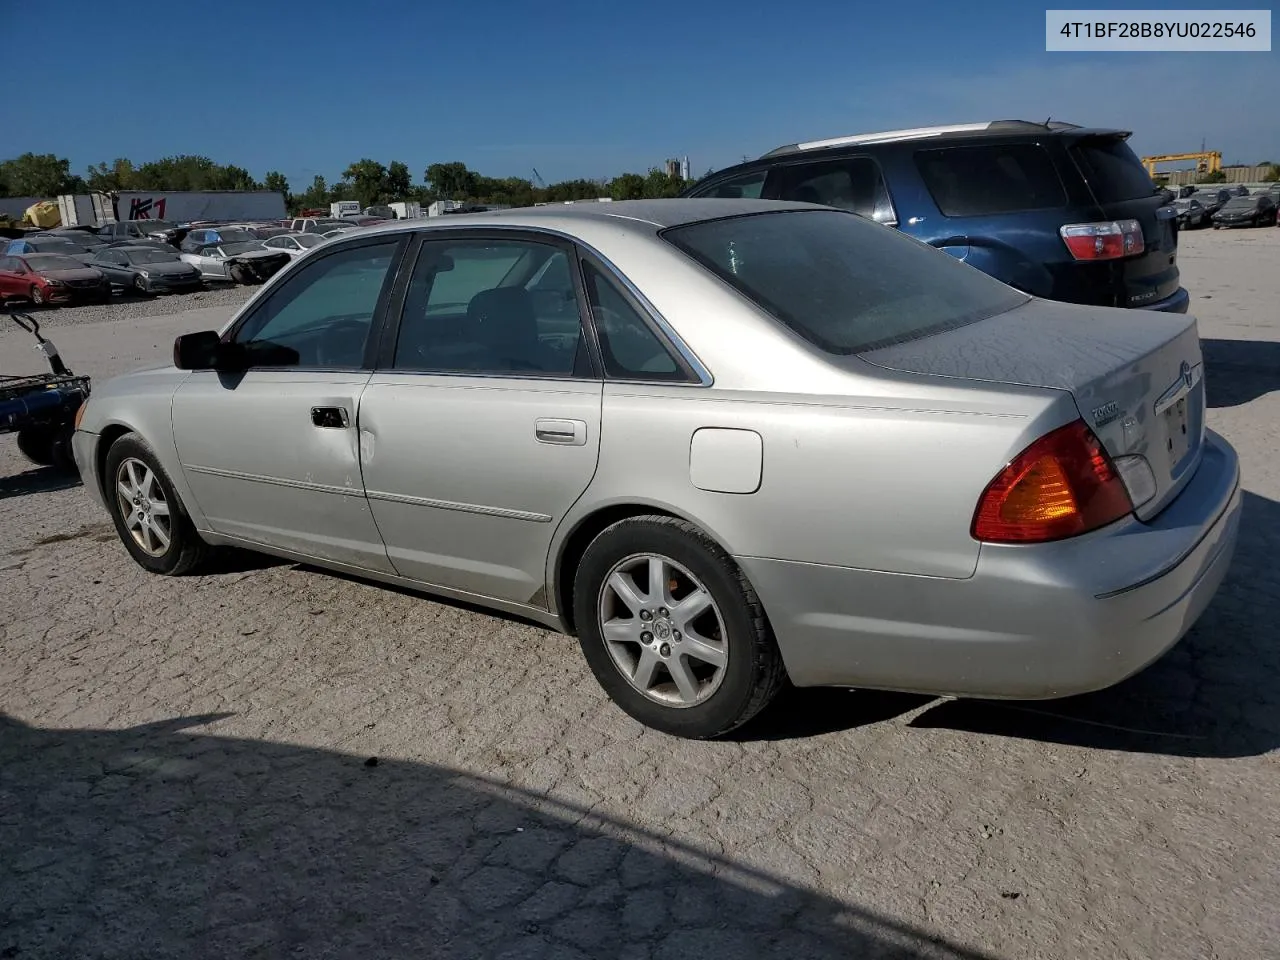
179, 240, 291, 284
261, 233, 328, 259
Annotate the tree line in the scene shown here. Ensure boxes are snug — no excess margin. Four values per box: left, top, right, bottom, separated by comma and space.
0, 152, 703, 215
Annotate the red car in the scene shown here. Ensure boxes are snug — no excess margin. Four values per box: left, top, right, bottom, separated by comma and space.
0, 253, 111, 306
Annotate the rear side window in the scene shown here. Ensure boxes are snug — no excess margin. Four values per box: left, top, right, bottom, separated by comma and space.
1068, 138, 1157, 203
664, 210, 1027, 355
915, 143, 1066, 216
691, 170, 766, 199
772, 158, 896, 223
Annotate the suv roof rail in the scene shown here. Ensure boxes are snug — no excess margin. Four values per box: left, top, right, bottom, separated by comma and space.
762, 119, 1086, 157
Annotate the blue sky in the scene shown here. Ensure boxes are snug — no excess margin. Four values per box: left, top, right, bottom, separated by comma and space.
5, 0, 1276, 188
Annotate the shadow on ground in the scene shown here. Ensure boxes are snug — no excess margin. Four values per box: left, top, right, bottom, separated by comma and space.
1202, 338, 1280, 408
908, 490, 1279, 758
0, 466, 80, 500
0, 714, 993, 960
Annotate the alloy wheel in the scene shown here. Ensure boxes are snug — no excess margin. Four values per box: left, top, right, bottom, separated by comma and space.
114, 457, 172, 557
597, 552, 729, 707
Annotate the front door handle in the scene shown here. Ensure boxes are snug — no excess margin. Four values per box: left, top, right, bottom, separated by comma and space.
535, 418, 588, 446
311, 406, 350, 429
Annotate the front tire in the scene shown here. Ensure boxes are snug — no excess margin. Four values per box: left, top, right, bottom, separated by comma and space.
104, 434, 209, 575
29, 284, 44, 305
573, 516, 786, 738
132, 274, 150, 296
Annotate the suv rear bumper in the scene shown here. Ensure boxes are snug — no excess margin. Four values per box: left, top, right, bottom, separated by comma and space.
1140, 286, 1190, 314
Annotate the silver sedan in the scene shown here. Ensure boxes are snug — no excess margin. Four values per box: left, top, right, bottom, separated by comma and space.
71, 200, 1241, 738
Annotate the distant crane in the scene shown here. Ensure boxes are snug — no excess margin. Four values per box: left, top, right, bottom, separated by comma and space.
1141, 151, 1222, 177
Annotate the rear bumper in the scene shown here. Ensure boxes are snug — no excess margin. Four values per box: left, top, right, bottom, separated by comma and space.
740, 430, 1241, 698
1139, 285, 1190, 313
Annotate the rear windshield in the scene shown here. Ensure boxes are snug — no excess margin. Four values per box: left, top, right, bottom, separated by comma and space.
914, 143, 1067, 216
663, 210, 1027, 355
1068, 137, 1157, 203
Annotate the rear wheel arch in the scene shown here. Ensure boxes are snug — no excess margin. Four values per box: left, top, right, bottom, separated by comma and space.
553, 503, 742, 635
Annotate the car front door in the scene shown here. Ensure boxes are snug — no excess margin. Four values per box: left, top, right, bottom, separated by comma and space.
170, 234, 408, 571
357, 232, 603, 606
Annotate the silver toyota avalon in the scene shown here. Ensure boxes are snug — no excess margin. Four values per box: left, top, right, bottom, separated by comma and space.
71, 199, 1241, 738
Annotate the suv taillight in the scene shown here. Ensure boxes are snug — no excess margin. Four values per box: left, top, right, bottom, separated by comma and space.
972, 420, 1133, 544
1059, 219, 1145, 260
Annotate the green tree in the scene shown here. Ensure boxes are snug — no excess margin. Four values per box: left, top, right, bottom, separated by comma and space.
425, 161, 477, 200
1264, 166, 1280, 183
608, 172, 646, 201
86, 158, 137, 192
294, 174, 330, 212
642, 167, 686, 198
1198, 170, 1227, 184
385, 161, 412, 200
263, 171, 290, 201
0, 153, 79, 196
343, 158, 389, 208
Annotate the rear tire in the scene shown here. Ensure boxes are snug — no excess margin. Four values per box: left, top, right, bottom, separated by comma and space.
104, 434, 210, 576
573, 515, 786, 738
15, 427, 54, 466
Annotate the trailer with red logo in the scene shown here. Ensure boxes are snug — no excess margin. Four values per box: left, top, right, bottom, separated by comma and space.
55, 191, 287, 227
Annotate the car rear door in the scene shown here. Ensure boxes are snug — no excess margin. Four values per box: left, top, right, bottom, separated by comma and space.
357, 230, 602, 606
1065, 134, 1180, 308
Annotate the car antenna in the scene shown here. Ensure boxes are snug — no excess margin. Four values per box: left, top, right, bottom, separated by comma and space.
1044, 116, 1052, 128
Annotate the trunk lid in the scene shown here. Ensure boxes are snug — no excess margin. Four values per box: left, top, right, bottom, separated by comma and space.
860, 298, 1206, 521
1065, 134, 1181, 309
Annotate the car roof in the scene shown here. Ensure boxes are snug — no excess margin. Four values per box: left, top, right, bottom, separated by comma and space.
347, 199, 822, 242
761, 119, 1129, 157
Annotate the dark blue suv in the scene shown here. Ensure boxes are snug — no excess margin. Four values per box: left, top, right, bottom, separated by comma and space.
683, 120, 1188, 313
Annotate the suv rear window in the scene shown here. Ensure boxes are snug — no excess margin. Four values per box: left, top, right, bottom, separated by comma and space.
663, 210, 1027, 355
915, 143, 1067, 216
1068, 137, 1156, 203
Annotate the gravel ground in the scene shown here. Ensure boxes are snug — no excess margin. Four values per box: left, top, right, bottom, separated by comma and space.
7, 283, 254, 329
1, 227, 1278, 960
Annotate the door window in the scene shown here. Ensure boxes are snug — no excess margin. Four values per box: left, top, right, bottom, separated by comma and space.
230, 239, 400, 369
392, 238, 588, 377
689, 170, 767, 199
581, 263, 684, 380
773, 157, 897, 223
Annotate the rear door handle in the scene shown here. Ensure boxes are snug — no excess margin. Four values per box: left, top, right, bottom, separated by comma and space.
311, 406, 350, 428
535, 418, 587, 446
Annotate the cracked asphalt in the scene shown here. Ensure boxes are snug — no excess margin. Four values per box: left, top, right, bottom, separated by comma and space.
2, 228, 1278, 960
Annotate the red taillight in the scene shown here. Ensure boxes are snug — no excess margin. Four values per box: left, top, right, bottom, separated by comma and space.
972, 420, 1134, 544
1059, 219, 1145, 260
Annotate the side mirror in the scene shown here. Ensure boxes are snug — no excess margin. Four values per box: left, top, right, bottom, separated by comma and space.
173, 330, 222, 370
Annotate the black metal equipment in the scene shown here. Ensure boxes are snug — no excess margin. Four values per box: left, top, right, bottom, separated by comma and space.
1, 308, 91, 470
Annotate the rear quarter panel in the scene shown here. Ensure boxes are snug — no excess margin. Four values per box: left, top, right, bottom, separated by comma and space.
559, 377, 1073, 583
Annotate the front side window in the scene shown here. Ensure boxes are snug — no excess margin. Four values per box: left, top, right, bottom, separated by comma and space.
581, 263, 683, 380
664, 209, 1027, 354
230, 239, 400, 368
772, 157, 897, 223
915, 143, 1067, 216
690, 170, 767, 199
392, 238, 587, 376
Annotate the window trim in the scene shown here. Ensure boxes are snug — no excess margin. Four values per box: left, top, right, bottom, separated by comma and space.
375, 227, 604, 382
218, 232, 411, 373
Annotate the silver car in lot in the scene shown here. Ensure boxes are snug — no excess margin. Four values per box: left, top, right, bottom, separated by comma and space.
71, 200, 1241, 738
